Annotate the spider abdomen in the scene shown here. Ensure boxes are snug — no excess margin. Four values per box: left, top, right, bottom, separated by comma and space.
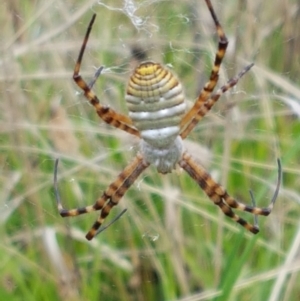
125, 61, 186, 148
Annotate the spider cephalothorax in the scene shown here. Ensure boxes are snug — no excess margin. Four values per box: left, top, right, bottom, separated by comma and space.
54, 0, 281, 240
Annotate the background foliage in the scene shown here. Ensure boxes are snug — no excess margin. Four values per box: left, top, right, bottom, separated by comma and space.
1, 0, 300, 300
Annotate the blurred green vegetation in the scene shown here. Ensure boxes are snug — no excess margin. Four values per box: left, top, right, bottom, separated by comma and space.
1, 0, 300, 300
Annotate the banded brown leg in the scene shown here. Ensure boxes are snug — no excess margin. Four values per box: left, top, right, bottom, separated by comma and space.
178, 152, 281, 233
54, 154, 149, 240
73, 14, 140, 137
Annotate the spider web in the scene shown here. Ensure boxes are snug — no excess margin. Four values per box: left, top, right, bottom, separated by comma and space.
3, 0, 282, 256
90, 0, 218, 239
98, 0, 161, 32
51, 0, 282, 271
2, 0, 295, 300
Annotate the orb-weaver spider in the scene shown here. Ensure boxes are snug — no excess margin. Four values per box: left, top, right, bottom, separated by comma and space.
54, 0, 281, 240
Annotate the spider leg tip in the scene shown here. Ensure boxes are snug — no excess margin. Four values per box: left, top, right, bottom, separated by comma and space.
53, 158, 60, 200
85, 232, 94, 241
85, 229, 97, 240
248, 63, 255, 70
54, 158, 59, 172
277, 158, 282, 175
269, 158, 282, 206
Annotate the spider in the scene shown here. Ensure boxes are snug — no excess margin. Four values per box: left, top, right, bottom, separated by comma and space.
54, 0, 281, 241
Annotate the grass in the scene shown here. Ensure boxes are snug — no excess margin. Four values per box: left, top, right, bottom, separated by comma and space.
1, 0, 300, 300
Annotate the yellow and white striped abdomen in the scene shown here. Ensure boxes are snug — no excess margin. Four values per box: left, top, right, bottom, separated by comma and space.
125, 61, 186, 173
125, 61, 186, 148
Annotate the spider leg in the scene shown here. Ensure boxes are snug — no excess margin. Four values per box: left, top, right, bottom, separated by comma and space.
88, 66, 104, 90
180, 0, 228, 133
215, 158, 281, 216
85, 154, 149, 240
249, 190, 259, 230
180, 63, 254, 139
95, 208, 128, 236
73, 14, 140, 137
54, 155, 149, 240
178, 152, 281, 233
54, 158, 110, 217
